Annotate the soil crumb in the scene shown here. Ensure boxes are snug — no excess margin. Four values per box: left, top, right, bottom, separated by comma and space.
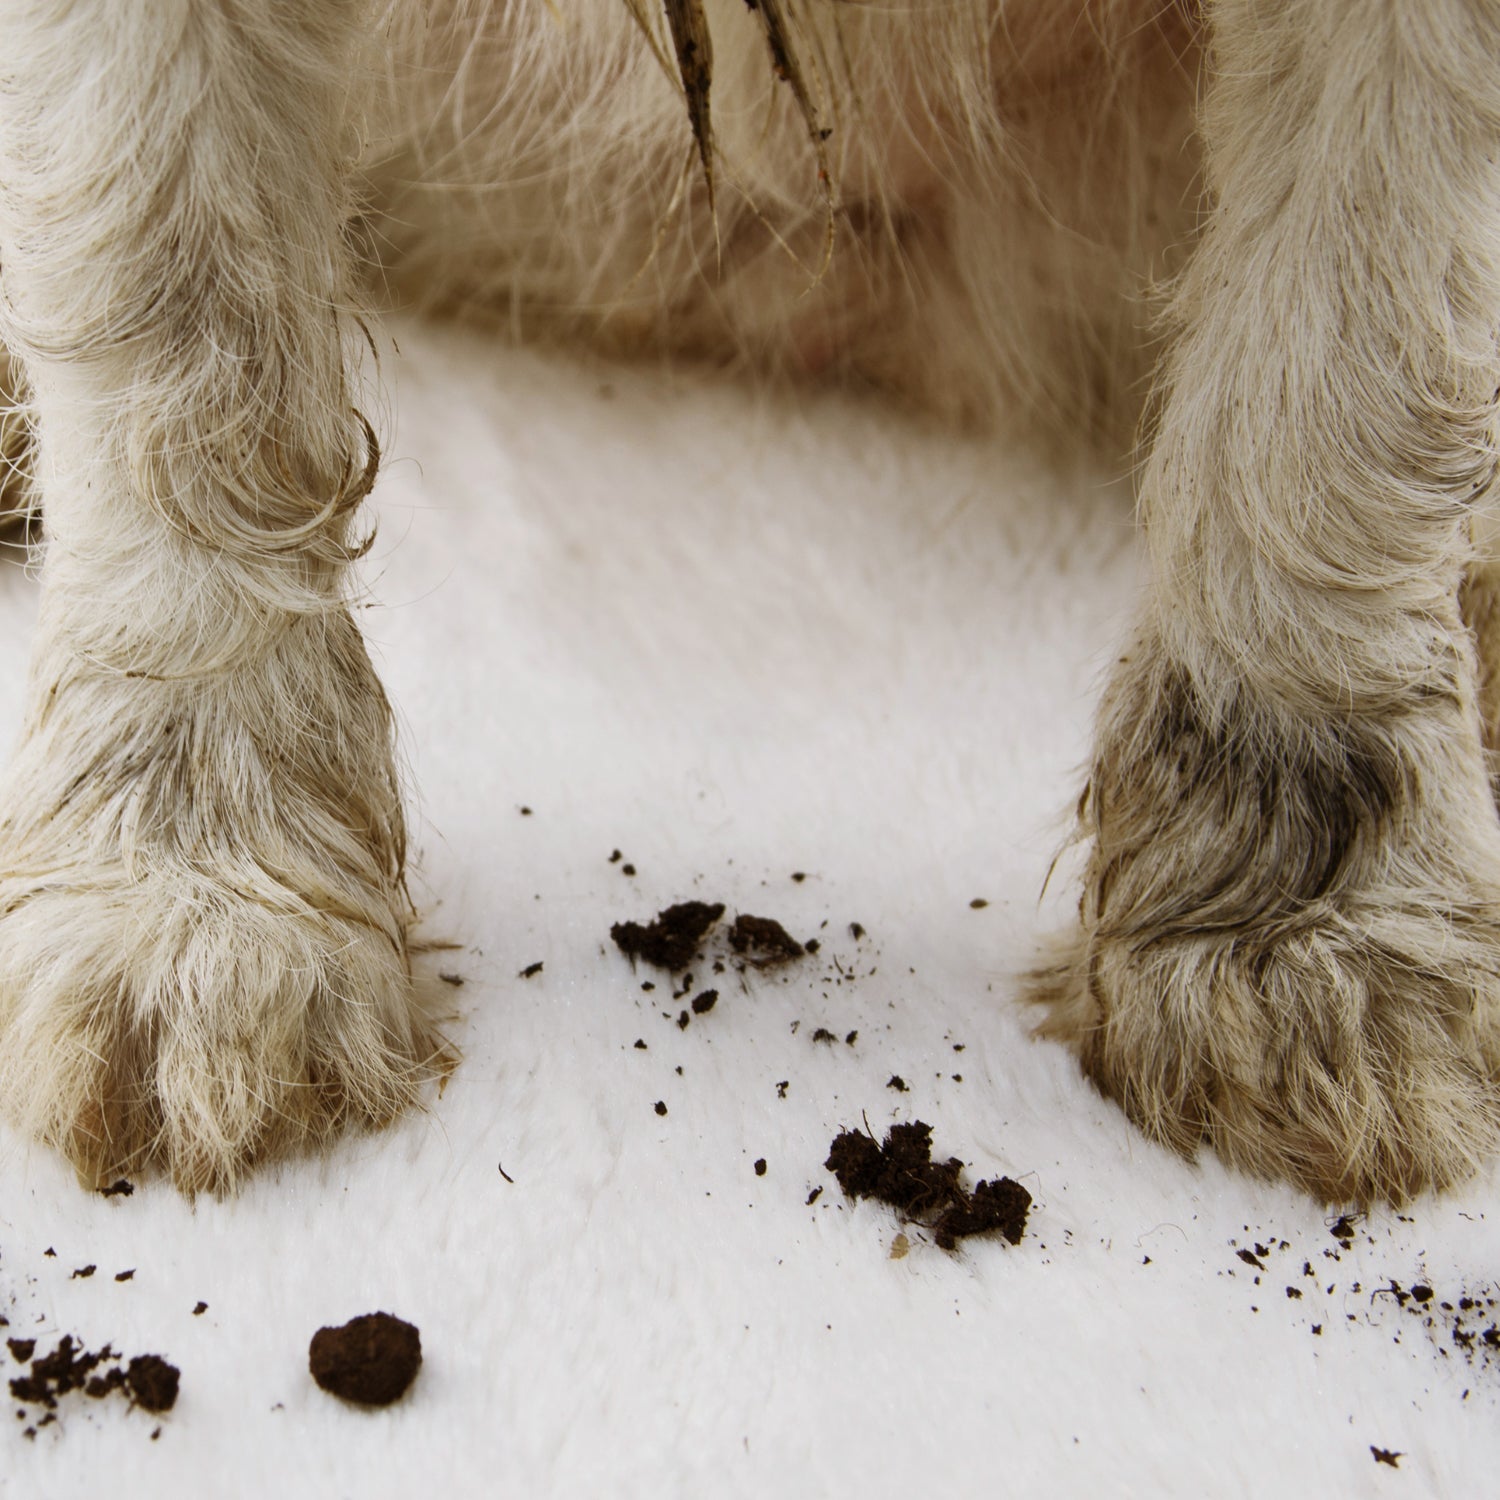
308, 1312, 422, 1408
9, 1334, 179, 1416
825, 1121, 1031, 1252
728, 913, 804, 966
125, 1355, 180, 1414
611, 902, 725, 971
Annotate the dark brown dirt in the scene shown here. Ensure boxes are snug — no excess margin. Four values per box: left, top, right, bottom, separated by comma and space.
611, 902, 725, 971
125, 1356, 179, 1413
9, 1335, 178, 1415
308, 1312, 422, 1408
728, 913, 804, 966
825, 1121, 1031, 1251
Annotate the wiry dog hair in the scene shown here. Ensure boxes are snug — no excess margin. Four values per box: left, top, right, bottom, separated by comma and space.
2, 0, 1500, 1209
366, 0, 1203, 442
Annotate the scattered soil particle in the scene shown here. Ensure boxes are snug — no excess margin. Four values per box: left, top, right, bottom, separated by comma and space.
930, 1179, 1034, 1253
1330, 1214, 1357, 1247
968, 898, 989, 910
824, 1121, 1031, 1251
776, 1081, 789, 1099
71, 1266, 96, 1280
1237, 1249, 1266, 1271
9, 1335, 176, 1416
690, 989, 718, 1015
754, 1158, 767, 1176
309, 1313, 422, 1408
8, 1339, 35, 1363
125, 1356, 180, 1414
518, 961, 544, 979
849, 923, 865, 940
1371, 1447, 1402, 1469
810, 1028, 837, 1044
115, 1270, 135, 1283
728, 913, 804, 966
654, 1101, 668, 1117
677, 1010, 690, 1030
98, 1180, 134, 1199
438, 972, 464, 988
609, 850, 622, 863
845, 1030, 858, 1045
887, 1075, 908, 1092
633, 1039, 647, 1050
622, 864, 636, 877
806, 1187, 822, 1205
611, 902, 725, 971
791, 872, 806, 883
192, 1302, 207, 1317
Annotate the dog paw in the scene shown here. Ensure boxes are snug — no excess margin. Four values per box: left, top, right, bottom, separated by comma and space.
0, 618, 449, 1191
0, 878, 445, 1192
1033, 916, 1500, 1205
1030, 655, 1500, 1205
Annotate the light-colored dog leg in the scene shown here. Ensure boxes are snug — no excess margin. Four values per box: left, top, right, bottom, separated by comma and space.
1034, 0, 1500, 1205
0, 1, 445, 1191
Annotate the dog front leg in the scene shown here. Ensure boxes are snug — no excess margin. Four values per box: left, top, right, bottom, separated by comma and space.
1035, 0, 1500, 1204
0, 0, 443, 1190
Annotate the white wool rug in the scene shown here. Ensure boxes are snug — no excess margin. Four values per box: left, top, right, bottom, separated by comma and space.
2, 318, 1499, 1497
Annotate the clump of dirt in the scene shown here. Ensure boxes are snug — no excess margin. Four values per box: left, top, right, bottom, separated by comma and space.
308, 1312, 422, 1408
9, 1334, 179, 1416
728, 913, 804, 966
124, 1356, 180, 1414
825, 1121, 1031, 1252
611, 902, 725, 971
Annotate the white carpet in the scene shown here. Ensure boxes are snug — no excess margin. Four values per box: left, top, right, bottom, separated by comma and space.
2, 318, 1499, 1497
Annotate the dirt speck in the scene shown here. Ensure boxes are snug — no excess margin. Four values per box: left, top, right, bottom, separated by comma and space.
728, 913, 804, 966
825, 1121, 1030, 1252
10, 1335, 178, 1417
308, 1313, 421, 1408
611, 902, 725, 971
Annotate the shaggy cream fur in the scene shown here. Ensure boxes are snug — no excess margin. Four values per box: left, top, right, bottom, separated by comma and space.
0, 0, 1496, 1204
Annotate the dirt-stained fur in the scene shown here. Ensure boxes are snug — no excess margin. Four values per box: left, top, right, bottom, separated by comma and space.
0, 0, 1497, 1204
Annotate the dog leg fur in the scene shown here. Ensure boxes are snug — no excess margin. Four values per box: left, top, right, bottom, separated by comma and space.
1033, 0, 1500, 1205
0, 0, 444, 1191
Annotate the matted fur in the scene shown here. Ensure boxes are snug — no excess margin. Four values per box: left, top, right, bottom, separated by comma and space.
0, 0, 1498, 1204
